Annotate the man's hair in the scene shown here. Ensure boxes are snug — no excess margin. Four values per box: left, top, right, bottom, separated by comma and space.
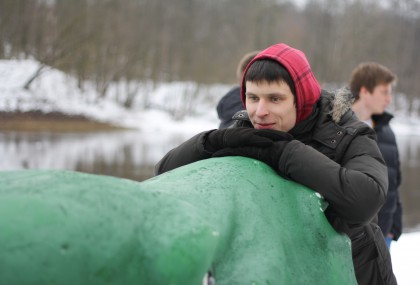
349, 62, 396, 100
244, 59, 296, 97
236, 51, 260, 80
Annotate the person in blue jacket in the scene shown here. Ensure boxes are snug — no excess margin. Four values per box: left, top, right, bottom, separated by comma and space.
216, 51, 259, 128
350, 62, 403, 249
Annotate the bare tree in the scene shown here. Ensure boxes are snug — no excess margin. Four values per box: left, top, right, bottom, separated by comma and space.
1, 0, 419, 107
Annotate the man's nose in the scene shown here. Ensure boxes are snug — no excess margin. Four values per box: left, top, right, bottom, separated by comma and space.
255, 100, 269, 116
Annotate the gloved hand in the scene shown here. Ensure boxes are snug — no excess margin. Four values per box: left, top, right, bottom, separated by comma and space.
204, 127, 292, 153
211, 140, 289, 170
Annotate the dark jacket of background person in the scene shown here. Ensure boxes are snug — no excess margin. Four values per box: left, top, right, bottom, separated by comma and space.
373, 112, 403, 241
216, 86, 243, 128
156, 43, 396, 285
216, 51, 259, 129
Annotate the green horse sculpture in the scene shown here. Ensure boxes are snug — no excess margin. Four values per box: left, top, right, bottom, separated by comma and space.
0, 157, 357, 284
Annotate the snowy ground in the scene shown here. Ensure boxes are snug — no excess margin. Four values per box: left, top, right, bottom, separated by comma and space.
391, 232, 420, 284
1, 59, 420, 284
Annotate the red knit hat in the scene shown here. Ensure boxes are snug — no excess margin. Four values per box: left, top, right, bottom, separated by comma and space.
240, 43, 321, 124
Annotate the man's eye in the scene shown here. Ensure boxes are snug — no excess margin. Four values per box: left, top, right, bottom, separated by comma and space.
271, 97, 280, 102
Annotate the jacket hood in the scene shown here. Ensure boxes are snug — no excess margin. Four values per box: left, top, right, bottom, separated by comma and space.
330, 88, 355, 123
240, 43, 321, 124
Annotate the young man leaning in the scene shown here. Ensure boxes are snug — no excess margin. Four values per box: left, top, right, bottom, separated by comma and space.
156, 43, 397, 285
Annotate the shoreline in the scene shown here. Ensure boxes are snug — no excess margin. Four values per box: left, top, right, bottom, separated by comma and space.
0, 111, 125, 132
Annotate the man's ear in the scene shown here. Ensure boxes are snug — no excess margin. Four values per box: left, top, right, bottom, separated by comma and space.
359, 86, 371, 97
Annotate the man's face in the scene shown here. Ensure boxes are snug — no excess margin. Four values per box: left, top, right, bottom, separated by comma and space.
363, 83, 393, 115
245, 80, 296, 132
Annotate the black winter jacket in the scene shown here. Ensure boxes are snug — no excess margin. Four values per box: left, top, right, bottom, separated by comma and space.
373, 112, 403, 241
155, 90, 397, 285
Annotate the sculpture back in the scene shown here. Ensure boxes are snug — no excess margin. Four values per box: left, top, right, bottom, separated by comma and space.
0, 157, 357, 284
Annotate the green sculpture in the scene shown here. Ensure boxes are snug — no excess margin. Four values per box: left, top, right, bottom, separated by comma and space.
0, 157, 357, 284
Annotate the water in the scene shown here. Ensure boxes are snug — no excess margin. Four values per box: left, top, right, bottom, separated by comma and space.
0, 130, 188, 181
395, 135, 420, 232
1, 130, 419, 232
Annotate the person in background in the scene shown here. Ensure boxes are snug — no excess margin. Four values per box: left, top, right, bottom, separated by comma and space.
156, 43, 397, 284
216, 50, 260, 128
350, 62, 403, 249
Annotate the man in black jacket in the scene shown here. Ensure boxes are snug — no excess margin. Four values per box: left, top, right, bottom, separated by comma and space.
156, 43, 397, 284
350, 62, 403, 249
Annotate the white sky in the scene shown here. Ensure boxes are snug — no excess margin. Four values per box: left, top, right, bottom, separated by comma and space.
1, 59, 420, 284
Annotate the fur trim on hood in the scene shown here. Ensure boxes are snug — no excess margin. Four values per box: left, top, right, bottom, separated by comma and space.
331, 88, 355, 123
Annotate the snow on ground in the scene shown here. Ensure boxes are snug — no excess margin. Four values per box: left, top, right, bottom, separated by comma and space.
0, 58, 226, 137
1, 59, 420, 284
391, 232, 420, 285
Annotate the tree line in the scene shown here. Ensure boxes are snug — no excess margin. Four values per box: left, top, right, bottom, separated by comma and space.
0, 0, 419, 109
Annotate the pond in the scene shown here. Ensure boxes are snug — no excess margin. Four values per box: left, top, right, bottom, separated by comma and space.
1, 130, 419, 232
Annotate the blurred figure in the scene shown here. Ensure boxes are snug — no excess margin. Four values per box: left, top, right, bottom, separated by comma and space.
216, 50, 260, 129
350, 62, 403, 249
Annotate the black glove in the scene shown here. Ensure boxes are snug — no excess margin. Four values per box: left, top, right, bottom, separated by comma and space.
211, 140, 289, 170
205, 127, 292, 153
